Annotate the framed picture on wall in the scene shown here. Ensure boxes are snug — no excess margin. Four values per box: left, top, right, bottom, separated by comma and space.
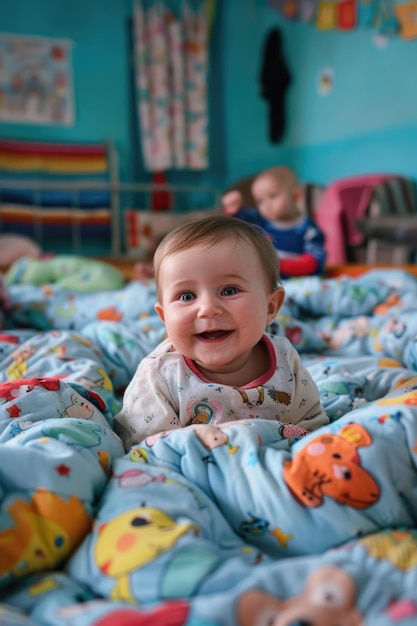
0, 33, 74, 126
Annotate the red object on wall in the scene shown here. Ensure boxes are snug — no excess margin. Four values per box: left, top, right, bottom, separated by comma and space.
151, 171, 172, 211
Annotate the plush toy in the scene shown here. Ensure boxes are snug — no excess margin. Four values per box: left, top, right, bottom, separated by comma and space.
237, 565, 363, 626
6, 255, 125, 293
0, 234, 41, 269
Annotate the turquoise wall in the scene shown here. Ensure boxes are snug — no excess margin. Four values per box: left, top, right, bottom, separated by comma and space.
223, 1, 417, 185
0, 0, 134, 179
1, 0, 417, 187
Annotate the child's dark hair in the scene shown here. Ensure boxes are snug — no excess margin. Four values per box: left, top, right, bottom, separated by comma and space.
153, 215, 282, 295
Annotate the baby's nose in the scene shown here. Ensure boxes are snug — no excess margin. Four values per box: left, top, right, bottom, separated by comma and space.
197, 296, 221, 317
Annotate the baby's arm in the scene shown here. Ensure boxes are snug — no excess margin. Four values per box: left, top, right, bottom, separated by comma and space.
114, 360, 181, 451
221, 190, 244, 216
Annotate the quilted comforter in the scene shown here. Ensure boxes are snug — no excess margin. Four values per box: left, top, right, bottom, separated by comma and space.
2, 268, 417, 625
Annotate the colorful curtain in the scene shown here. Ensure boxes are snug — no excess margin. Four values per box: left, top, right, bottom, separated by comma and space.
133, 0, 209, 172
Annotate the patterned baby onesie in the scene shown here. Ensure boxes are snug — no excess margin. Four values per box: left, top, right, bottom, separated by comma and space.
115, 333, 328, 450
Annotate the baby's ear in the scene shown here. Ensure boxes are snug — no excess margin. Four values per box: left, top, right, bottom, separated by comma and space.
267, 287, 285, 323
293, 186, 303, 203
154, 302, 165, 323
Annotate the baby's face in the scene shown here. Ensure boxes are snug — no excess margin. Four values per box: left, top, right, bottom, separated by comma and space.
252, 174, 299, 223
154, 238, 283, 383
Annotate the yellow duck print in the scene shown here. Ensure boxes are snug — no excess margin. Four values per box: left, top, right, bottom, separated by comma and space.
94, 506, 198, 602
359, 530, 417, 571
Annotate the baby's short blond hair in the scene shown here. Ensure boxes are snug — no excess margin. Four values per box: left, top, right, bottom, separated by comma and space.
153, 215, 282, 298
253, 165, 298, 190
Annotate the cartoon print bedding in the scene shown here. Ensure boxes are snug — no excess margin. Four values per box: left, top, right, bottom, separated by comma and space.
2, 268, 417, 625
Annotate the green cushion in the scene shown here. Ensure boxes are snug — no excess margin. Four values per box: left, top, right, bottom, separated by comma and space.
6, 255, 125, 293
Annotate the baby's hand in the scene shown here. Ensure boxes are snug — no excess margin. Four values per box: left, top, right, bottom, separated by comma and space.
221, 190, 244, 216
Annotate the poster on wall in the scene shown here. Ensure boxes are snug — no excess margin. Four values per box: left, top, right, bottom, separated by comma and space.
318, 68, 334, 96
0, 33, 74, 126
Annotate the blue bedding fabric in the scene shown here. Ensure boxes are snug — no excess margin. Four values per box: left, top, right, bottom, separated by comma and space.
2, 269, 417, 624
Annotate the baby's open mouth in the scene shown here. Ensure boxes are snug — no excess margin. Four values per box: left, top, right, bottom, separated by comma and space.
197, 330, 231, 340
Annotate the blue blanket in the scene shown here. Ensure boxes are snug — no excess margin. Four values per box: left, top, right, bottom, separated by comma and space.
2, 269, 417, 625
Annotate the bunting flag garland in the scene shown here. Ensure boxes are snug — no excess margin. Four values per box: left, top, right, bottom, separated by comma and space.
316, 1, 338, 29
394, 1, 417, 39
281, 0, 299, 19
338, 0, 357, 29
358, 0, 378, 26
266, 0, 417, 39
375, 0, 400, 35
300, 0, 317, 22
269, 0, 299, 19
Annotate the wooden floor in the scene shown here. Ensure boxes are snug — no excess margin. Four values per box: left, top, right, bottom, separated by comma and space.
97, 257, 140, 281
325, 264, 417, 278
102, 257, 417, 282
3, 256, 416, 283
102, 258, 417, 280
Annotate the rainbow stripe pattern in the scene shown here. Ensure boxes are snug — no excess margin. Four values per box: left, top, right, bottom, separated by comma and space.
0, 139, 113, 255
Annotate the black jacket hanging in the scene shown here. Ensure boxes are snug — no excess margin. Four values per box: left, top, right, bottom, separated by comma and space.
259, 28, 291, 143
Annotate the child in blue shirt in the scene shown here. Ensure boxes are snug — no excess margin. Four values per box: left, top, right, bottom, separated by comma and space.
222, 166, 326, 279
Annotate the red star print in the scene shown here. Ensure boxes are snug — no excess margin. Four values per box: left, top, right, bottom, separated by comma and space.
7, 404, 21, 418
56, 464, 71, 476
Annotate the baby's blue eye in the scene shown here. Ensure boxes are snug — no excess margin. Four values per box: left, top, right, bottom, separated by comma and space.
221, 286, 239, 296
179, 292, 195, 302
